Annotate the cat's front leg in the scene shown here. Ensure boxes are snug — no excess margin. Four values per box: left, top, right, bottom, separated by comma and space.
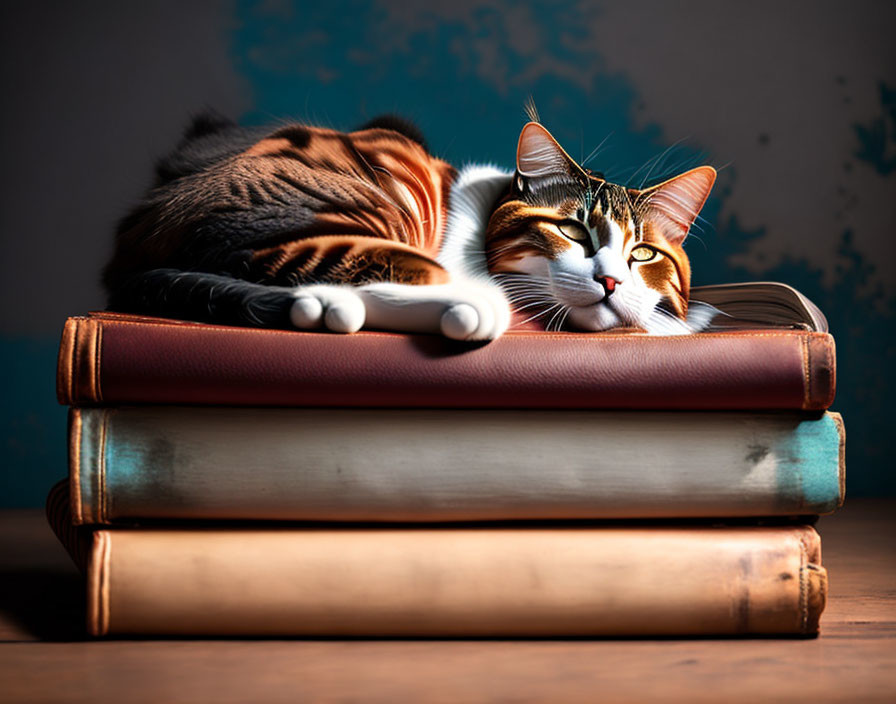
357, 279, 511, 341
289, 280, 511, 340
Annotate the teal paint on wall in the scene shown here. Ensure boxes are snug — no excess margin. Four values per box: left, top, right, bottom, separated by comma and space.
228, 1, 888, 497
1, 338, 68, 507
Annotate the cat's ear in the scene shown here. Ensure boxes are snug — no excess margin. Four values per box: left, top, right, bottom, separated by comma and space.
516, 122, 582, 179
632, 166, 716, 246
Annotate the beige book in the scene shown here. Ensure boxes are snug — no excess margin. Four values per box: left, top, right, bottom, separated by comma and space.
69, 522, 825, 637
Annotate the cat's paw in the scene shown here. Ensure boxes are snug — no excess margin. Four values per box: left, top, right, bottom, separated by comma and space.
358, 280, 511, 341
437, 285, 510, 341
290, 285, 366, 333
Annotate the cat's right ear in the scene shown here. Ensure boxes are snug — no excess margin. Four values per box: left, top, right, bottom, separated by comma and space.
516, 122, 582, 180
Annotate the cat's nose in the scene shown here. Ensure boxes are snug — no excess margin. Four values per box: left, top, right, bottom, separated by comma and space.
595, 275, 620, 296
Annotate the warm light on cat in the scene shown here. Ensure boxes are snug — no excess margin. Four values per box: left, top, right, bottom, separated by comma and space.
104, 113, 716, 339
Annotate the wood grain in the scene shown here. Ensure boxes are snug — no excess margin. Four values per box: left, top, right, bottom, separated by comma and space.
0, 500, 893, 703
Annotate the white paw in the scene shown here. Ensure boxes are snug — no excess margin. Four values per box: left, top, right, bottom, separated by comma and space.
358, 279, 511, 341
290, 285, 366, 334
440, 303, 480, 340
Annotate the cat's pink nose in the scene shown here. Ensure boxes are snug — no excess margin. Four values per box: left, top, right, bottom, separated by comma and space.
595, 275, 619, 295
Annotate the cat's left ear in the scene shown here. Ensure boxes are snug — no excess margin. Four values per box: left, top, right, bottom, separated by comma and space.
516, 122, 584, 180
631, 166, 716, 246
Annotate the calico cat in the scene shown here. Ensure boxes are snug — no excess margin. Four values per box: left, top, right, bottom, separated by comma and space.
104, 114, 716, 340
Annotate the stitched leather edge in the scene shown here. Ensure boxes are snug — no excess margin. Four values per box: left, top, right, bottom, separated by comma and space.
830, 412, 847, 508
99, 410, 109, 524
83, 310, 834, 341
805, 333, 837, 410
796, 526, 825, 635
804, 564, 828, 635
69, 409, 84, 524
56, 318, 80, 405
799, 531, 809, 633
801, 334, 811, 410
825, 334, 837, 408
95, 323, 103, 403
74, 318, 100, 405
87, 531, 111, 637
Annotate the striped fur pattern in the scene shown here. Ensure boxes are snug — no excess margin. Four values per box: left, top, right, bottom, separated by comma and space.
486, 123, 716, 334
104, 115, 715, 339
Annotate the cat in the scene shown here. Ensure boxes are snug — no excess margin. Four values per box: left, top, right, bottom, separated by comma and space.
103, 113, 716, 340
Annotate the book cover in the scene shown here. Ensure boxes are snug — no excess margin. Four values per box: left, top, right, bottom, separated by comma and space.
57, 311, 836, 410
69, 407, 845, 523
45, 482, 827, 637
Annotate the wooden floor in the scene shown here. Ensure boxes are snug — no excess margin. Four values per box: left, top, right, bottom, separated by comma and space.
1, 501, 894, 703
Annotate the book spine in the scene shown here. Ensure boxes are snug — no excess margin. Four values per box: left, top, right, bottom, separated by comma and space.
57, 317, 102, 406
81, 525, 825, 637
69, 408, 105, 524
804, 333, 837, 410
70, 407, 845, 524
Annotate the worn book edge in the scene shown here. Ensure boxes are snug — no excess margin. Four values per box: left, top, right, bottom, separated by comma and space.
45, 482, 826, 637
804, 333, 837, 411
80, 526, 827, 637
56, 313, 837, 409
70, 407, 109, 525
68, 408, 845, 525
831, 412, 846, 509
57, 317, 103, 407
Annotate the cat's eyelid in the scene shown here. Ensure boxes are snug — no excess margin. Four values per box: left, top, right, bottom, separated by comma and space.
557, 220, 590, 241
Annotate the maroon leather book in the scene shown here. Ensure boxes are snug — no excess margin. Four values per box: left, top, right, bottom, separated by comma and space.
56, 311, 835, 410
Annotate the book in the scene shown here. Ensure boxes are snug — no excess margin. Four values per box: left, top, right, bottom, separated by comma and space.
56, 308, 836, 410
68, 406, 845, 523
45, 482, 827, 637
694, 281, 828, 331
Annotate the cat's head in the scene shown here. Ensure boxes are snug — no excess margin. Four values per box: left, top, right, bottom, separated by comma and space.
485, 123, 716, 332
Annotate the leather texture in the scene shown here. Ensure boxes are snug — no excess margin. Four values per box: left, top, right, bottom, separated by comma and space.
46, 478, 827, 637
57, 312, 837, 410
68, 406, 845, 524
74, 524, 824, 637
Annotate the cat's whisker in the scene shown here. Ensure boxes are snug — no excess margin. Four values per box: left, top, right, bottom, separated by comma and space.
515, 302, 562, 328
509, 298, 552, 310
545, 304, 570, 332
636, 137, 691, 190
511, 300, 557, 314
557, 306, 572, 331
582, 132, 614, 168
501, 286, 552, 299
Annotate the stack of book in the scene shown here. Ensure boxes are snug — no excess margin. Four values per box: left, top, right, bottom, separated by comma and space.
47, 282, 843, 637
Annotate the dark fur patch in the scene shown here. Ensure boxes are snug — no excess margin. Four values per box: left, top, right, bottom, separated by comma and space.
153, 116, 267, 185
183, 111, 236, 140
270, 125, 311, 149
107, 268, 297, 327
358, 114, 428, 151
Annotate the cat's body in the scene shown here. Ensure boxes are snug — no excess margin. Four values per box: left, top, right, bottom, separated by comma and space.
104, 114, 716, 339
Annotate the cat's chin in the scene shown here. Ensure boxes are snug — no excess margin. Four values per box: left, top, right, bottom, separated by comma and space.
565, 303, 626, 332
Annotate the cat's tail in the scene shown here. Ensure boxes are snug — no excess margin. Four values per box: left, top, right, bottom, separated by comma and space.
106, 269, 298, 327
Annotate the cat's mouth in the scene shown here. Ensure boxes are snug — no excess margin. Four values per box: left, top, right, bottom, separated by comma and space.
559, 281, 659, 331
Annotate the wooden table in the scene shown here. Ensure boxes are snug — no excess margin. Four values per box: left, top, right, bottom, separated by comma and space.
1, 501, 894, 703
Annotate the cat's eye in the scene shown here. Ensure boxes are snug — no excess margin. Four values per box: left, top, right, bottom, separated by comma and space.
557, 221, 590, 243
630, 245, 659, 262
